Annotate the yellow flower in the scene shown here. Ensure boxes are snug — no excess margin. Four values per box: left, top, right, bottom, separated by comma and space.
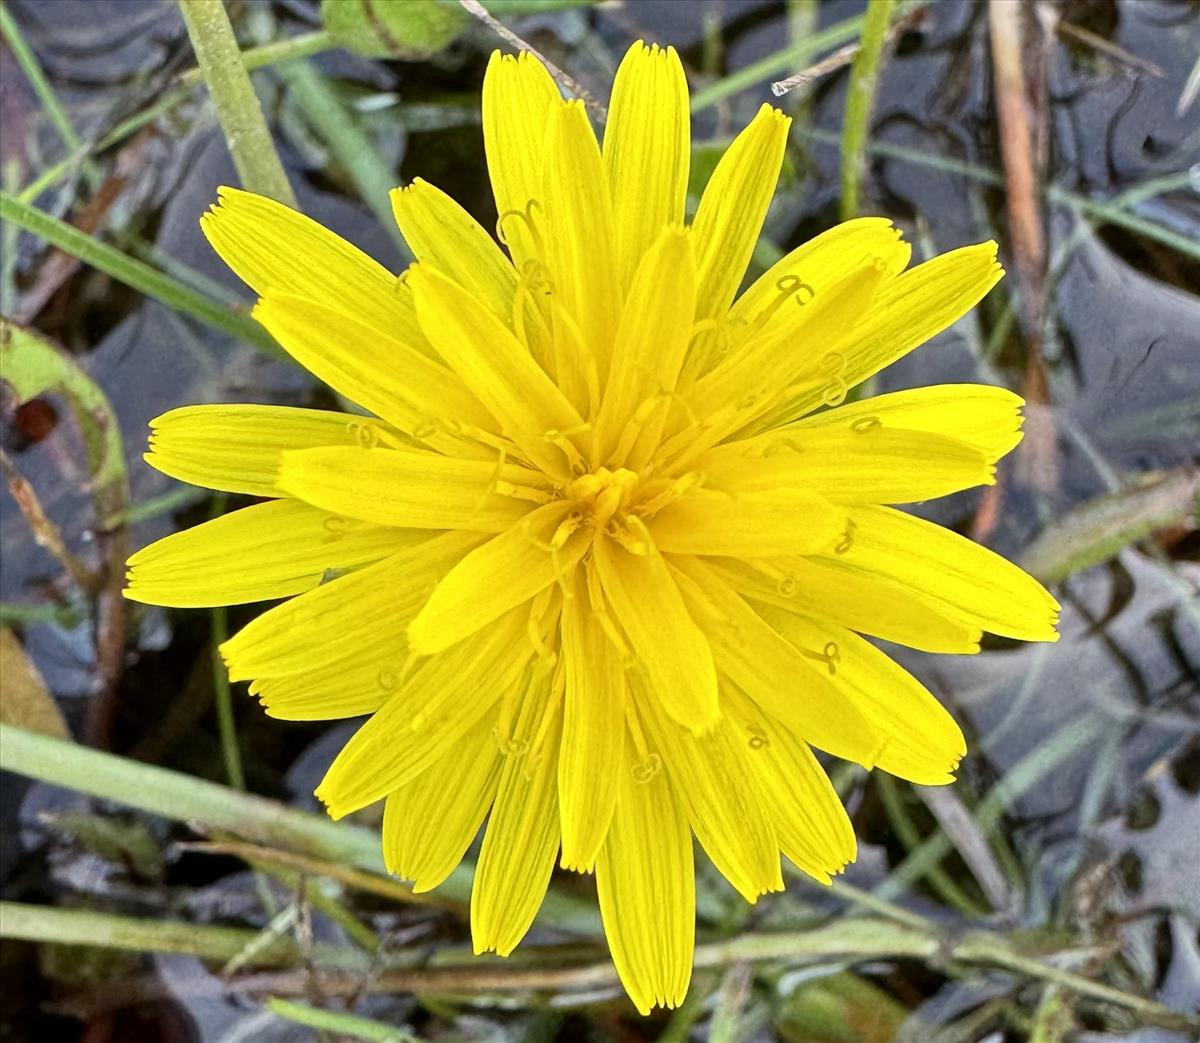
125, 42, 1060, 1013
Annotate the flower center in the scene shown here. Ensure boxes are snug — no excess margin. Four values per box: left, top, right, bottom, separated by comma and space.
566, 467, 640, 529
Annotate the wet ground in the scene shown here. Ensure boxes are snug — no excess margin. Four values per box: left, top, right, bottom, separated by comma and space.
1, 0, 1197, 1040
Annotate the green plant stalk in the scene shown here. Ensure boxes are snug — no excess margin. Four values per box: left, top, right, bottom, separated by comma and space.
876, 773, 990, 917
840, 0, 894, 219
19, 33, 339, 205
708, 964, 752, 1043
205, 488, 246, 796
0, 724, 600, 935
1, 161, 20, 311
783, 0, 822, 135
120, 229, 245, 306
119, 487, 209, 526
178, 0, 297, 207
178, 28, 335, 86
1030, 985, 1074, 1043
211, 606, 246, 789
876, 714, 1111, 902
275, 58, 410, 258
0, 3, 84, 157
267, 998, 420, 1043
0, 900, 361, 969
0, 190, 282, 356
16, 92, 187, 205
822, 875, 931, 929
3, 899, 1192, 1029
0, 601, 75, 626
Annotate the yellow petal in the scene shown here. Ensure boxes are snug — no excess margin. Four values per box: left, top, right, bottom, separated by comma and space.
766, 242, 1005, 427
683, 255, 892, 445
592, 226, 696, 466
276, 446, 538, 532
828, 505, 1060, 641
472, 670, 562, 955
764, 609, 968, 785
316, 611, 529, 819
253, 295, 495, 450
542, 100, 621, 384
390, 178, 517, 323
221, 530, 482, 682
650, 488, 844, 557
593, 533, 719, 734
125, 499, 415, 608
407, 263, 585, 479
708, 556, 982, 655
251, 661, 397, 721
669, 557, 879, 769
722, 684, 856, 882
558, 566, 626, 871
703, 426, 995, 505
785, 383, 1026, 463
596, 743, 694, 1015
201, 187, 415, 339
408, 501, 588, 656
727, 217, 908, 336
604, 41, 690, 288
638, 680, 782, 902
482, 51, 561, 272
383, 712, 502, 891
145, 404, 377, 498
691, 104, 791, 322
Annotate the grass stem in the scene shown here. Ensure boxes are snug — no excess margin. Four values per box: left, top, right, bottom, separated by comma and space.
0, 190, 282, 356
839, 0, 894, 220
267, 998, 421, 1042
178, 0, 297, 207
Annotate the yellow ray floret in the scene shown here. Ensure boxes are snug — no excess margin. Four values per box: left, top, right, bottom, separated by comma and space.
125, 38, 1060, 1017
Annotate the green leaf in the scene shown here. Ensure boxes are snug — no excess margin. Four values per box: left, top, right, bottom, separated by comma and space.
1018, 467, 1199, 584
321, 0, 466, 59
0, 321, 126, 516
321, 0, 596, 60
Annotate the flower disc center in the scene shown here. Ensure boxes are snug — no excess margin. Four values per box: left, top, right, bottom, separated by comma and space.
566, 467, 640, 528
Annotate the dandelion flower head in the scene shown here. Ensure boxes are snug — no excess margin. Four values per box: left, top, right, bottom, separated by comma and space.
126, 42, 1060, 1013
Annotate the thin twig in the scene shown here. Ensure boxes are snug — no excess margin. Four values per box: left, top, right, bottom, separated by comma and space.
1055, 19, 1164, 79
989, 0, 1058, 492
458, 0, 606, 118
772, 5, 925, 96
0, 447, 99, 594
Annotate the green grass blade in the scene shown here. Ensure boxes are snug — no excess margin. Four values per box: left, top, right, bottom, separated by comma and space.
0, 723, 600, 934
267, 998, 421, 1042
0, 190, 282, 356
